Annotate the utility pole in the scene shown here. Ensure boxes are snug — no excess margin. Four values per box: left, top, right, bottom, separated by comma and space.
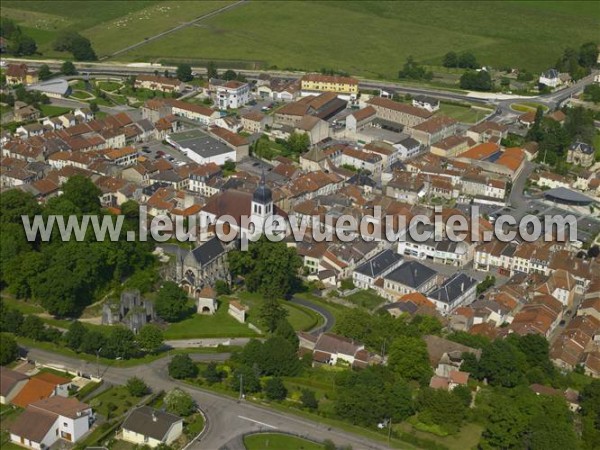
95, 347, 102, 379
387, 417, 393, 448
239, 373, 244, 400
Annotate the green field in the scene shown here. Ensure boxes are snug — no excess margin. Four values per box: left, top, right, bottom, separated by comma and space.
39, 104, 71, 117
244, 433, 324, 450
439, 103, 492, 124
117, 1, 599, 77
1, 1, 232, 58
345, 289, 386, 310
163, 298, 259, 339
3, 2, 599, 78
88, 386, 142, 419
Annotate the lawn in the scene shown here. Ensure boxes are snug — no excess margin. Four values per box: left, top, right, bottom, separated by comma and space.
0, 296, 45, 314
163, 298, 259, 339
438, 103, 492, 124
510, 102, 549, 113
88, 386, 143, 419
70, 90, 95, 100
345, 289, 386, 310
395, 421, 484, 450
244, 433, 324, 450
96, 81, 122, 92
116, 1, 600, 77
39, 104, 71, 117
237, 292, 321, 332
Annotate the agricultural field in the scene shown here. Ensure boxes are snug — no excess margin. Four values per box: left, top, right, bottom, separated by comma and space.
117, 1, 599, 77
1, 1, 232, 58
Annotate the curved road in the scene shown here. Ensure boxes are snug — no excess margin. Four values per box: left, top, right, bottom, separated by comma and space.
25, 347, 391, 450
291, 295, 335, 334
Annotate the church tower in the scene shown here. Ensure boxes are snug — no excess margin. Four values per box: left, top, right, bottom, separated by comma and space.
251, 170, 273, 228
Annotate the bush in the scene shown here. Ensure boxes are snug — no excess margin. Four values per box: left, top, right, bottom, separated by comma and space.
126, 377, 150, 397
168, 354, 199, 379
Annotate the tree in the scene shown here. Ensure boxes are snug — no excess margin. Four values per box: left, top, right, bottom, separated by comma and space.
104, 327, 137, 359
416, 388, 467, 434
285, 132, 310, 155
228, 238, 302, 300
176, 64, 193, 82
458, 51, 479, 69
477, 275, 496, 295
0, 303, 24, 334
578, 42, 599, 69
388, 336, 432, 385
274, 318, 299, 349
61, 61, 77, 76
258, 298, 288, 333
459, 69, 492, 91
237, 336, 301, 377
203, 362, 223, 385
168, 354, 199, 379
206, 61, 218, 79
300, 389, 318, 410
222, 69, 237, 81
155, 282, 190, 322
0, 333, 19, 365
80, 330, 106, 355
165, 388, 196, 416
38, 65, 52, 81
65, 321, 87, 351
230, 364, 261, 394
398, 56, 433, 81
442, 51, 458, 68
386, 378, 414, 422
13, 35, 37, 56
19, 315, 46, 340
264, 377, 287, 401
126, 377, 150, 397
221, 160, 235, 173
54, 31, 96, 61
478, 339, 527, 387
60, 175, 101, 213
214, 280, 231, 296
89, 101, 99, 113
137, 324, 164, 354
452, 385, 472, 408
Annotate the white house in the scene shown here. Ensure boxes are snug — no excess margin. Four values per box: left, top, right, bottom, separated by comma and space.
9, 397, 94, 449
427, 273, 478, 314
412, 95, 440, 112
539, 69, 562, 88
352, 249, 403, 289
122, 406, 183, 448
212, 80, 250, 110
0, 368, 28, 405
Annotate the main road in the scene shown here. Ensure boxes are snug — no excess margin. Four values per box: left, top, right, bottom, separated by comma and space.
24, 347, 393, 450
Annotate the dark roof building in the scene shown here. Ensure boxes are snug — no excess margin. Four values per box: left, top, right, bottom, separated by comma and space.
384, 261, 438, 292
122, 406, 183, 444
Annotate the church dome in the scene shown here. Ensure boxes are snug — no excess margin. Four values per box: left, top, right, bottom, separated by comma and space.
253, 172, 272, 204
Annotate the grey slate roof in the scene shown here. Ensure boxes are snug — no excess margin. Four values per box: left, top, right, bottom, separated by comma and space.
384, 261, 437, 289
428, 272, 477, 305
354, 249, 402, 278
569, 141, 594, 155
122, 406, 182, 441
190, 236, 225, 265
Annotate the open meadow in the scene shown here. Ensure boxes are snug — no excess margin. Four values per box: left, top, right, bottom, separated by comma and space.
2, 1, 599, 78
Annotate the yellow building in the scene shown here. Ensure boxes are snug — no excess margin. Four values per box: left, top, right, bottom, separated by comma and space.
301, 73, 358, 95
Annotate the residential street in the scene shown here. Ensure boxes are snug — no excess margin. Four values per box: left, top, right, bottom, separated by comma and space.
24, 347, 393, 450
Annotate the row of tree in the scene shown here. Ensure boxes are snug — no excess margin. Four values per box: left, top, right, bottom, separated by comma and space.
555, 42, 598, 81
53, 31, 97, 61
0, 18, 37, 56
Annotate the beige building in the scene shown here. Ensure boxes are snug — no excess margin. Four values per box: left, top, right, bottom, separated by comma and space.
134, 75, 183, 93
301, 73, 358, 96
121, 407, 183, 448
366, 97, 432, 127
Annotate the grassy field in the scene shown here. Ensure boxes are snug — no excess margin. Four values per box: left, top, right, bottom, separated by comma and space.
163, 298, 258, 339
510, 102, 549, 113
244, 433, 324, 450
116, 1, 599, 77
3, 2, 598, 77
439, 103, 492, 124
345, 289, 386, 310
39, 104, 71, 117
1, 1, 232, 58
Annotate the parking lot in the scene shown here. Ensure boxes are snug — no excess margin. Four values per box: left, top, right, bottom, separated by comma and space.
136, 139, 193, 166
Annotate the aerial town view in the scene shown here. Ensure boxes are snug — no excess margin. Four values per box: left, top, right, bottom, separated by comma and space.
0, 1, 599, 449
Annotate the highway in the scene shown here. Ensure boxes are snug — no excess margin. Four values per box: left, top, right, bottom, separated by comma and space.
24, 347, 394, 450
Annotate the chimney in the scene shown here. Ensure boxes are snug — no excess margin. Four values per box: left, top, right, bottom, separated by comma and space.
461, 282, 465, 293
152, 412, 157, 422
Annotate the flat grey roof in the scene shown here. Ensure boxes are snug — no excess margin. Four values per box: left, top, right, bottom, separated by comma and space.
544, 187, 595, 205
168, 129, 232, 158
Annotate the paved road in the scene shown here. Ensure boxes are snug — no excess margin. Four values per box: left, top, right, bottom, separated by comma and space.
25, 347, 392, 450
105, 1, 248, 60
290, 296, 335, 334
